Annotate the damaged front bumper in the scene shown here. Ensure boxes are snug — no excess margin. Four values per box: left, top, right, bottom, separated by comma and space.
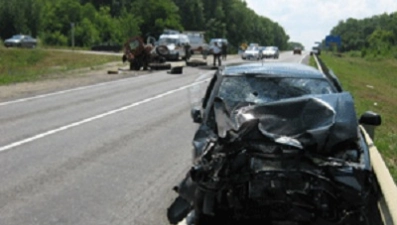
168, 93, 380, 224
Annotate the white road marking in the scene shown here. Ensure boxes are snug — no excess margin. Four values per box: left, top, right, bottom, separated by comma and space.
299, 54, 308, 64
0, 78, 211, 153
0, 76, 148, 107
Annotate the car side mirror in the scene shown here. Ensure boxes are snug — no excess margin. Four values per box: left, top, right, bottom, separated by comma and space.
359, 111, 381, 140
359, 111, 381, 126
191, 107, 203, 123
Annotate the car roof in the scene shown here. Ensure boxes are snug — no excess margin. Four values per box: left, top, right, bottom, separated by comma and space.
159, 34, 188, 38
11, 34, 28, 38
246, 46, 259, 50
221, 63, 327, 79
209, 38, 228, 43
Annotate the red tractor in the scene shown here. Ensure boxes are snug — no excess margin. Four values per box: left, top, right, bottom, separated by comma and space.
122, 36, 171, 71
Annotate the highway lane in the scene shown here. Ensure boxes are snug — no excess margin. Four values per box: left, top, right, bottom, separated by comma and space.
0, 52, 309, 225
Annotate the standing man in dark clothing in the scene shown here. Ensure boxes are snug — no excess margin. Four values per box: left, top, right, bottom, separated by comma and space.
221, 42, 228, 60
212, 42, 222, 66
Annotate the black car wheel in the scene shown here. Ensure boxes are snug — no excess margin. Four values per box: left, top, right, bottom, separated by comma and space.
156, 45, 169, 57
149, 63, 171, 70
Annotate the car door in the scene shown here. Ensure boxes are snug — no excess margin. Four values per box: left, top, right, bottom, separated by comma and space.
21, 36, 34, 48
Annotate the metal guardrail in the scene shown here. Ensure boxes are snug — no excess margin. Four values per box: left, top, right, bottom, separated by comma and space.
362, 126, 397, 225
313, 54, 343, 92
313, 54, 324, 73
313, 53, 397, 225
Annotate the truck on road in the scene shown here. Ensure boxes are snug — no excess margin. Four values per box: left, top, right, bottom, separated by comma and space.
158, 31, 192, 61
183, 31, 208, 56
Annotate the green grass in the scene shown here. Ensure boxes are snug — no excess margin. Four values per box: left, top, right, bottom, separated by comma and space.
309, 55, 317, 68
318, 52, 397, 182
0, 47, 120, 85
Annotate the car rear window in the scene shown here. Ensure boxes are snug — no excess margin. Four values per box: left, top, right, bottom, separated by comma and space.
246, 46, 259, 51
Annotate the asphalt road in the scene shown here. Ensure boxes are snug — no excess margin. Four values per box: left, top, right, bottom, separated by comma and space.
0, 51, 309, 225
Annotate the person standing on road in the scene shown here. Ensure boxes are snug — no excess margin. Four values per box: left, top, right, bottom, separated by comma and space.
212, 42, 222, 66
221, 42, 228, 60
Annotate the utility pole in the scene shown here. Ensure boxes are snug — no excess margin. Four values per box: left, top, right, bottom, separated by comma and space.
71, 22, 75, 50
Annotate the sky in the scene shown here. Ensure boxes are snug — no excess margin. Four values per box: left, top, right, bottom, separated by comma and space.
245, 0, 397, 50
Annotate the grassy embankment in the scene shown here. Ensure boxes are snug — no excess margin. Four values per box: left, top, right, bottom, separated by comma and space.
318, 52, 397, 182
0, 47, 121, 85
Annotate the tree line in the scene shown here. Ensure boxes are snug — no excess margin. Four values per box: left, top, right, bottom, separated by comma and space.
0, 0, 292, 51
329, 12, 397, 57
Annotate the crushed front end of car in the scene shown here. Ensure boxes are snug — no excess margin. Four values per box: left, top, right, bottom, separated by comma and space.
167, 92, 381, 225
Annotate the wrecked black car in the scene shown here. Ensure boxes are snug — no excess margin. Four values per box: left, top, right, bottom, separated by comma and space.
168, 63, 382, 225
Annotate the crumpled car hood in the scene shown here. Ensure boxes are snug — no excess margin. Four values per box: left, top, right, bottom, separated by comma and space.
169, 92, 375, 225
211, 92, 358, 154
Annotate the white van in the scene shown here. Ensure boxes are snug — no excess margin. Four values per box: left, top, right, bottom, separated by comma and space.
183, 31, 208, 55
158, 33, 191, 60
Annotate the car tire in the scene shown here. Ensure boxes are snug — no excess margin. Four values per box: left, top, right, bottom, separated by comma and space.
186, 60, 207, 67
150, 63, 171, 70
156, 45, 169, 57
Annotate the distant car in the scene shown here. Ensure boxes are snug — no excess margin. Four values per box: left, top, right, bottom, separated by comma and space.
259, 46, 266, 59
262, 46, 279, 59
293, 47, 302, 55
183, 31, 208, 55
203, 38, 228, 58
207, 38, 228, 52
158, 33, 191, 60
4, 35, 37, 48
310, 47, 321, 56
248, 43, 259, 48
242, 46, 262, 60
